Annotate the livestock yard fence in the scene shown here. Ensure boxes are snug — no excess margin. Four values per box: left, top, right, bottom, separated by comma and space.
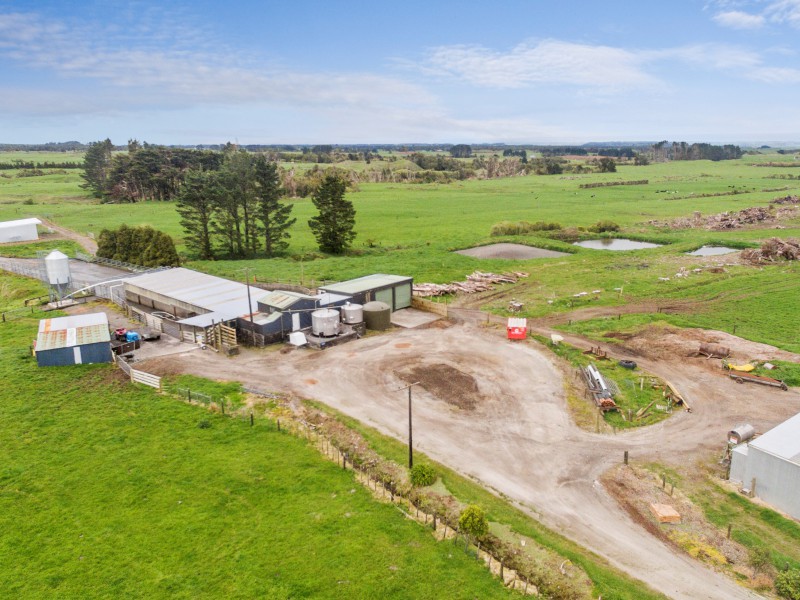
113, 354, 162, 390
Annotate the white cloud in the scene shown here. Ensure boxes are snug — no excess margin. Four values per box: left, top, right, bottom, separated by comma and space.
713, 10, 765, 28
651, 43, 762, 70
746, 65, 800, 82
417, 40, 656, 90
765, 0, 800, 27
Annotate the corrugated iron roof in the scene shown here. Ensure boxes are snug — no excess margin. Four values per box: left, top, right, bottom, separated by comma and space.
125, 267, 253, 312
320, 274, 412, 295
39, 312, 109, 333
36, 323, 110, 351
750, 412, 800, 465
37, 313, 110, 351
259, 290, 317, 310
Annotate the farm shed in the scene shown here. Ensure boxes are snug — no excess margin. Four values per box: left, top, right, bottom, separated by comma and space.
35, 312, 112, 367
319, 274, 412, 312
729, 411, 800, 520
0, 218, 41, 243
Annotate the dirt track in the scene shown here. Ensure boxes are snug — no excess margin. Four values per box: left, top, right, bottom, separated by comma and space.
140, 320, 800, 599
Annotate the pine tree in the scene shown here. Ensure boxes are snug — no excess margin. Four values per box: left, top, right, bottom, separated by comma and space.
80, 139, 114, 198
176, 169, 216, 260
254, 156, 295, 257
308, 174, 356, 254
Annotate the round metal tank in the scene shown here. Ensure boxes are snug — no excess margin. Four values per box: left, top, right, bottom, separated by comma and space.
728, 424, 755, 445
311, 308, 340, 337
341, 302, 363, 324
45, 250, 71, 285
362, 301, 391, 331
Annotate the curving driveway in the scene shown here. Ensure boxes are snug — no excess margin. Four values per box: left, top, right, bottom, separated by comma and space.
142, 320, 800, 599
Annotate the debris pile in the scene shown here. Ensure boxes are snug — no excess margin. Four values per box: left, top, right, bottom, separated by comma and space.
649, 199, 798, 230
740, 237, 800, 264
770, 194, 800, 205
413, 271, 529, 297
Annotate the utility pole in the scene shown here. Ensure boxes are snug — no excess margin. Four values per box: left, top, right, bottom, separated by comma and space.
243, 267, 254, 324
397, 382, 420, 468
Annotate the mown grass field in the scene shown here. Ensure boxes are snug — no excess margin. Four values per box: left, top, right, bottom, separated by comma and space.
0, 274, 518, 599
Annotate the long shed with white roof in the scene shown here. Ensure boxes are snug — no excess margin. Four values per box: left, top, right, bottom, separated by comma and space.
0, 218, 41, 243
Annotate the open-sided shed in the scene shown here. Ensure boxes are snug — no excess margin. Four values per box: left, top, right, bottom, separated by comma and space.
319, 274, 412, 312
36, 312, 112, 367
0, 218, 41, 243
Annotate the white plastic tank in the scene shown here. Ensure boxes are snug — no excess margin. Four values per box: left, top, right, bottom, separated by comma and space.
341, 302, 363, 324
728, 424, 756, 445
311, 308, 340, 337
45, 250, 71, 285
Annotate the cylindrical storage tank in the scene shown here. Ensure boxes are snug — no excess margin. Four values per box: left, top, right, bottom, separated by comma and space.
341, 302, 363, 324
728, 424, 755, 445
362, 301, 391, 331
311, 308, 340, 337
45, 250, 71, 285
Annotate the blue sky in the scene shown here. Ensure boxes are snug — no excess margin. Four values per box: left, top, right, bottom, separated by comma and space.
2, 0, 800, 144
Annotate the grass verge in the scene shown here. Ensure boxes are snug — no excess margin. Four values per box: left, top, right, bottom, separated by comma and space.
304, 400, 667, 600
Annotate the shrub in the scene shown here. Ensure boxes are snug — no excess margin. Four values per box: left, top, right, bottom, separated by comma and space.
748, 547, 772, 579
459, 505, 488, 539
410, 464, 437, 487
777, 569, 800, 599
490, 220, 562, 236
589, 220, 620, 233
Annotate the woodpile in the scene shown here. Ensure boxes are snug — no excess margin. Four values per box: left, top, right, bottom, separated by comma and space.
741, 237, 800, 264
413, 270, 529, 297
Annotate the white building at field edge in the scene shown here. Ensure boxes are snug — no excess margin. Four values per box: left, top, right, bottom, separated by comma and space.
729, 411, 800, 520
0, 218, 41, 243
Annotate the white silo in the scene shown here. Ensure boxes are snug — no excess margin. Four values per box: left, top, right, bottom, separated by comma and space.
45, 250, 71, 285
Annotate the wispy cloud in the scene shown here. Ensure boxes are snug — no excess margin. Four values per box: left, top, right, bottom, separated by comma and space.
710, 0, 800, 29
0, 11, 437, 117
414, 40, 656, 90
765, 0, 800, 27
713, 10, 765, 28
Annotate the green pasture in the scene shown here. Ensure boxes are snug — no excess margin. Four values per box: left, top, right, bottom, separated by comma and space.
2, 153, 800, 351
0, 274, 514, 599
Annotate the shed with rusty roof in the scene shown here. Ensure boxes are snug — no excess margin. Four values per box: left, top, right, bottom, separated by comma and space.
35, 312, 112, 367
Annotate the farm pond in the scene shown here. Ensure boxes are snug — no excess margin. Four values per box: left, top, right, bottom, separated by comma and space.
573, 239, 662, 251
685, 245, 739, 256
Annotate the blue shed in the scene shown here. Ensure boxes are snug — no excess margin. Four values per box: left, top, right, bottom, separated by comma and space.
36, 312, 113, 367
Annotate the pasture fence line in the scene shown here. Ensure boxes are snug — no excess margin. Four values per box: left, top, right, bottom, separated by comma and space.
236, 385, 547, 595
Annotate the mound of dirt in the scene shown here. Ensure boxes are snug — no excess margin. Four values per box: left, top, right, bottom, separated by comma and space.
396, 363, 482, 410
